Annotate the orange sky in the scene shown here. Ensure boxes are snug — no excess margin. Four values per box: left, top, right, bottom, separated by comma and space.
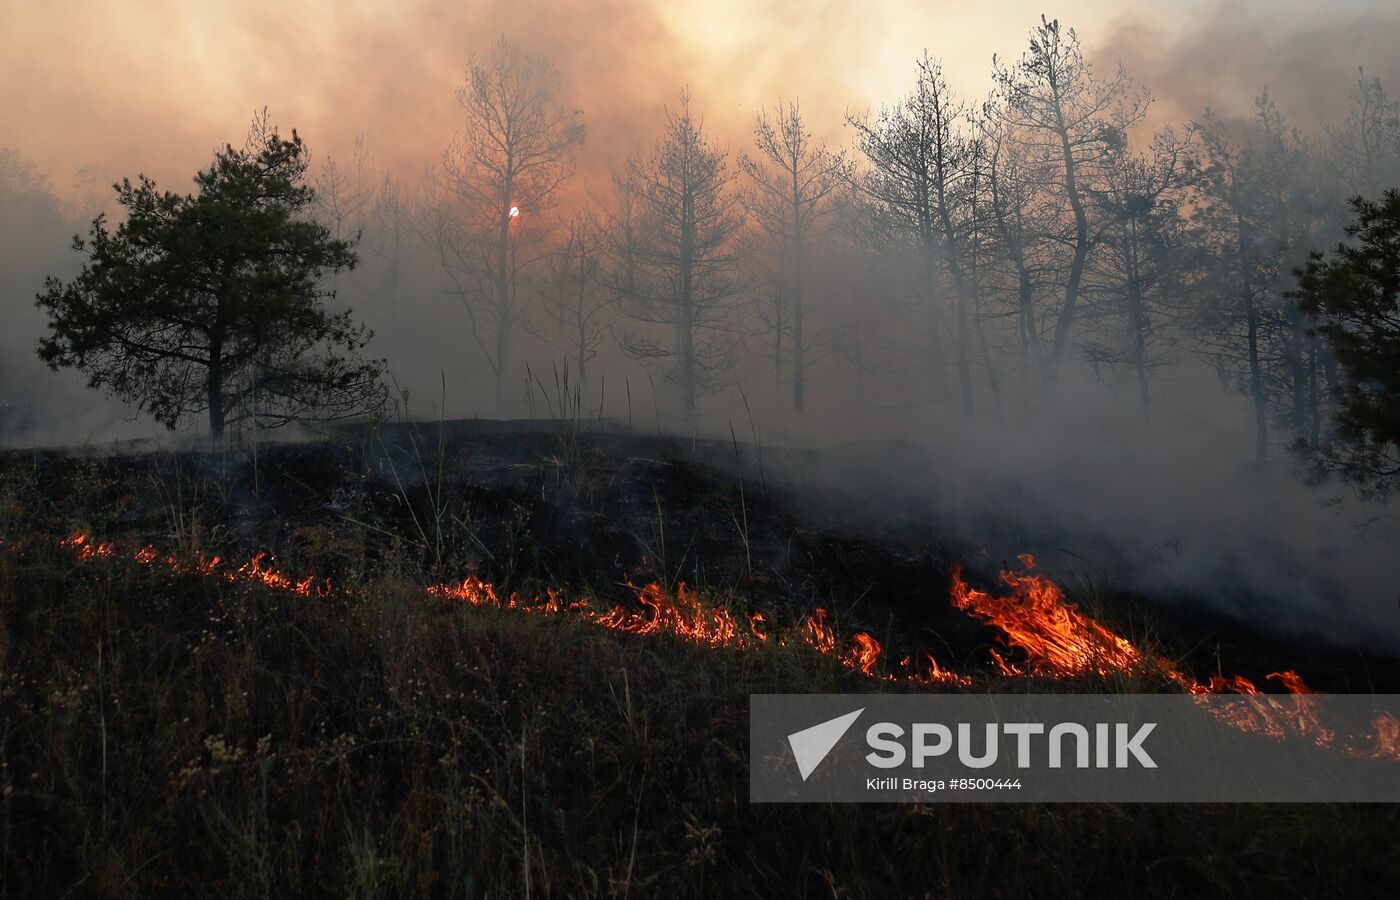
4, 0, 1398, 202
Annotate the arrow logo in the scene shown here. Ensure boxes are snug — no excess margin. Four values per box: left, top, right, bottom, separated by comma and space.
787, 708, 865, 781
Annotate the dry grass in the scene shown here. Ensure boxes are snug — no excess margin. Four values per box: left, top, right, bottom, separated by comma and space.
0, 446, 1396, 898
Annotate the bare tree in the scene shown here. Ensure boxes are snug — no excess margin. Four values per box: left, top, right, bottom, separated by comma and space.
600, 163, 645, 303
1083, 122, 1193, 419
533, 210, 610, 389
615, 91, 746, 424
1191, 95, 1329, 460
979, 100, 1049, 397
963, 119, 1009, 424
428, 36, 585, 410
316, 135, 376, 247
367, 172, 412, 332
1326, 69, 1400, 198
993, 17, 1149, 384
849, 55, 979, 416
740, 100, 850, 413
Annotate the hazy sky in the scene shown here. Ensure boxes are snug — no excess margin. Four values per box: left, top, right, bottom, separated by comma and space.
7, 0, 1399, 201
6, 2, 1400, 641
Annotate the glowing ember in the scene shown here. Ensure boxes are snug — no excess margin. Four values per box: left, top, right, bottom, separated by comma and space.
60, 533, 118, 560
427, 573, 501, 607
1353, 712, 1400, 760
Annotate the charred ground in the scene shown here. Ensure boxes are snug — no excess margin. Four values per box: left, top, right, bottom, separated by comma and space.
1, 420, 1397, 897
11, 418, 1391, 690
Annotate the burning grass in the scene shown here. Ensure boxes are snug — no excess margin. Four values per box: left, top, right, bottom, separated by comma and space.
952, 554, 1400, 759
2, 439, 1398, 897
0, 524, 1396, 898
34, 531, 1400, 763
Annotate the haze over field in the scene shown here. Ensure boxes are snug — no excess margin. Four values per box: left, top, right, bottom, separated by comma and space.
3, 1, 1400, 646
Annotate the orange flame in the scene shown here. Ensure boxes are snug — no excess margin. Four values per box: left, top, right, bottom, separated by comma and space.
802, 608, 838, 654
44, 531, 1397, 759
950, 555, 1142, 677
843, 631, 883, 676
53, 531, 965, 685
952, 554, 1397, 759
916, 653, 973, 687
1352, 712, 1400, 760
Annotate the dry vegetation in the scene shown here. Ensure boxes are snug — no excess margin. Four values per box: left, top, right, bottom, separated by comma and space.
0, 431, 1396, 898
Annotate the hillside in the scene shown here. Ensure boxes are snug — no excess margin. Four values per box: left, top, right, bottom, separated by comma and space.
1, 422, 1397, 897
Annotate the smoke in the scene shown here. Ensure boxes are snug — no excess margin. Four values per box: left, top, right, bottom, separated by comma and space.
1098, 1, 1400, 131
8, 2, 1400, 191
765, 359, 1400, 651
938, 370, 1400, 650
4, 2, 1400, 646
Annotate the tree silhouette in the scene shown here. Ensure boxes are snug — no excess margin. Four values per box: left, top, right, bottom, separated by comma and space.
741, 100, 849, 413
850, 56, 979, 415
428, 37, 585, 410
1295, 189, 1400, 494
1191, 96, 1329, 460
533, 209, 610, 389
615, 91, 746, 424
994, 17, 1149, 384
1326, 70, 1400, 199
36, 124, 386, 441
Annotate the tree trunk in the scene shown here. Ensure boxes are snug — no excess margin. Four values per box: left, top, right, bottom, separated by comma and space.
1307, 334, 1321, 445
1128, 280, 1150, 421
495, 319, 511, 413
921, 241, 948, 401
496, 172, 514, 416
204, 279, 230, 444
1237, 224, 1268, 462
1285, 305, 1308, 439
575, 266, 589, 391
1126, 224, 1150, 421
1047, 111, 1089, 385
791, 179, 805, 414
987, 165, 1043, 386
972, 284, 1004, 426
933, 149, 973, 418
1245, 297, 1267, 462
940, 221, 973, 418
679, 190, 697, 424
773, 285, 784, 386
207, 336, 225, 442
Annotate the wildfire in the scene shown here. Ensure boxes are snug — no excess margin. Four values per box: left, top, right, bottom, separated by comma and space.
844, 631, 884, 676
60, 532, 118, 560
912, 653, 972, 687
37, 531, 1400, 760
609, 580, 752, 647
951, 555, 1142, 677
54, 532, 927, 683
802, 607, 838, 654
1355, 712, 1400, 761
950, 553, 1399, 759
